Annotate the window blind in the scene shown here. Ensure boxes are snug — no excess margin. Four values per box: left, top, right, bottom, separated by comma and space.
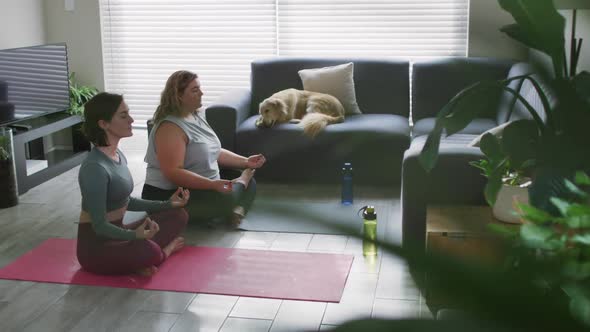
100, 0, 468, 125
99, 0, 277, 125
278, 0, 469, 58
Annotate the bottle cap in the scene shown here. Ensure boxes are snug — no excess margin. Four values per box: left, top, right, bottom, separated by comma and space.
363, 206, 376, 220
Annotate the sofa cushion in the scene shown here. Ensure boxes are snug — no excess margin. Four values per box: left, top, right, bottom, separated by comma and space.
235, 114, 411, 184
298, 62, 362, 115
412, 117, 497, 137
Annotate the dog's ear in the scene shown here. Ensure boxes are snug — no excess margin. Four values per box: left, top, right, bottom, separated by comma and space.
277, 100, 288, 116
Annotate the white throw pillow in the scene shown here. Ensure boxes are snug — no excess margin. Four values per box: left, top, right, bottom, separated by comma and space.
298, 62, 362, 115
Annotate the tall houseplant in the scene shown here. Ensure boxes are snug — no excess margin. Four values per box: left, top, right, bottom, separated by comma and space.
419, 0, 590, 214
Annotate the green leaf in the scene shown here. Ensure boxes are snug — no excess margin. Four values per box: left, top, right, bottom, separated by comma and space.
484, 159, 507, 205
564, 207, 590, 229
442, 82, 503, 136
479, 133, 503, 162
488, 223, 520, 238
498, 0, 566, 78
520, 223, 563, 250
563, 284, 590, 326
418, 126, 443, 172
563, 260, 590, 280
518, 203, 553, 224
550, 197, 571, 217
500, 120, 539, 169
500, 24, 543, 55
571, 233, 590, 246
575, 171, 590, 186
564, 179, 589, 200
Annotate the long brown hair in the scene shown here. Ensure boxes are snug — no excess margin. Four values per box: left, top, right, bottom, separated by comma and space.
152, 70, 198, 124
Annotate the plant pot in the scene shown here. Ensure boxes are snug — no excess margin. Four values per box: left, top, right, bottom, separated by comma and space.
0, 158, 18, 208
71, 120, 90, 153
0, 127, 18, 208
493, 184, 529, 224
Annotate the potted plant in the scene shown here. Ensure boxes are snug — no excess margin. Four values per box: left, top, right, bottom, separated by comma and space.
470, 134, 531, 223
67, 72, 99, 117
67, 73, 98, 152
419, 0, 590, 216
504, 171, 590, 326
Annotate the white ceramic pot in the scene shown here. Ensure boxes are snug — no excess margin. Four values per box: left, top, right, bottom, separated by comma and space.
492, 184, 529, 224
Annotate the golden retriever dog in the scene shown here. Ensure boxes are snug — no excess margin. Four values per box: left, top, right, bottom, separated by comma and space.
256, 88, 345, 137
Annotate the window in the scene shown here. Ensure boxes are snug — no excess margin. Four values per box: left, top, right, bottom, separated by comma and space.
100, 0, 468, 125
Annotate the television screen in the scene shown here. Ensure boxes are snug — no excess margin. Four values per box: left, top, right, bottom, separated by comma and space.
0, 43, 70, 125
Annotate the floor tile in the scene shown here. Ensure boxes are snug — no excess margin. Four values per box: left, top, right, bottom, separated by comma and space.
230, 297, 282, 320
220, 317, 272, 332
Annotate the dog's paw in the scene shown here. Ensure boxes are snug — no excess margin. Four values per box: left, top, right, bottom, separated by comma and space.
255, 116, 267, 128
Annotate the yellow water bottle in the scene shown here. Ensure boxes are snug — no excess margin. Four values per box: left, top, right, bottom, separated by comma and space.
362, 206, 377, 256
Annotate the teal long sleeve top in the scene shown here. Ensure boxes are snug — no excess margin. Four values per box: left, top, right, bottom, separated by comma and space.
78, 148, 172, 240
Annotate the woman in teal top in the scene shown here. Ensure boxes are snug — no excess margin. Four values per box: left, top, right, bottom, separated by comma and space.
78, 92, 189, 276
142, 70, 266, 227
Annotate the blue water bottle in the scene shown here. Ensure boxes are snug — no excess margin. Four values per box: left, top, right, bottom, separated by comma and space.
341, 162, 353, 205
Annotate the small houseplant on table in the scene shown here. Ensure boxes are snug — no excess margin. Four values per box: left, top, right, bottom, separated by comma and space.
470, 135, 531, 223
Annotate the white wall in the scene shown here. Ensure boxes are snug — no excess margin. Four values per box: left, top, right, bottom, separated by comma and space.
0, 0, 45, 49
468, 0, 528, 60
564, 9, 590, 73
43, 0, 104, 90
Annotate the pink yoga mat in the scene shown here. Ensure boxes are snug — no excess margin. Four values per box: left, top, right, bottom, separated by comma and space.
0, 238, 353, 302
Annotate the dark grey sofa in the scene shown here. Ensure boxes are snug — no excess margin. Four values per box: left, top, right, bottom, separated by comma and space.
402, 60, 550, 251
205, 56, 547, 251
206, 58, 411, 184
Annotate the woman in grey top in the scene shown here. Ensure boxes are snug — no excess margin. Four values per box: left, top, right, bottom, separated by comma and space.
142, 70, 266, 226
78, 92, 190, 276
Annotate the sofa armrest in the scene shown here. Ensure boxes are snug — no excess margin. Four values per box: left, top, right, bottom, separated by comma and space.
401, 136, 486, 252
206, 88, 252, 151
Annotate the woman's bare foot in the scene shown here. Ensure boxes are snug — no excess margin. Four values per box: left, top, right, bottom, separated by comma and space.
234, 168, 255, 188
163, 236, 185, 258
231, 206, 245, 228
136, 265, 158, 277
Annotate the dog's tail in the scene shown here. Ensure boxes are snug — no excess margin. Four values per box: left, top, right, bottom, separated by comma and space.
299, 113, 344, 138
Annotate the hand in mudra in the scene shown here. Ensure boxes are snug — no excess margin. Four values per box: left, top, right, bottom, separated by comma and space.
246, 154, 266, 169
169, 187, 190, 208
136, 217, 160, 239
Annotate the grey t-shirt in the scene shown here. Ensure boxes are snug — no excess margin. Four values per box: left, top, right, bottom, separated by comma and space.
144, 112, 221, 190
79, 148, 171, 240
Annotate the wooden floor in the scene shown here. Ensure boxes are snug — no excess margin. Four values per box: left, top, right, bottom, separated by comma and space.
0, 129, 431, 332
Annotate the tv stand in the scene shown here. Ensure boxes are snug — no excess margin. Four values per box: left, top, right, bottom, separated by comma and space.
7, 123, 33, 131
8, 112, 90, 194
